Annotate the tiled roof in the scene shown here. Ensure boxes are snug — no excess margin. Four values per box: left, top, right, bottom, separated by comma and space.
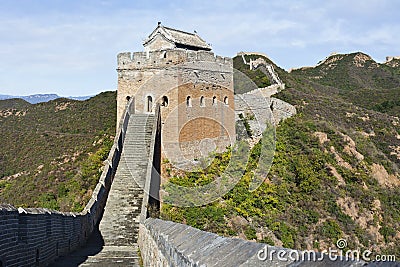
143, 23, 212, 51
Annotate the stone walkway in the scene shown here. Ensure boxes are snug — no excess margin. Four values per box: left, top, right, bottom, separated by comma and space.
52, 114, 154, 266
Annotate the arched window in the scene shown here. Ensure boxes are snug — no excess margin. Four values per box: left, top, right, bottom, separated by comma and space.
146, 95, 153, 112
212, 96, 217, 105
162, 96, 169, 107
224, 96, 229, 105
186, 96, 192, 107
200, 96, 205, 107
126, 96, 131, 101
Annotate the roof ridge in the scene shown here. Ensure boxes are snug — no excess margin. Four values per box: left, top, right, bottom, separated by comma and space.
163, 26, 197, 36
144, 23, 211, 51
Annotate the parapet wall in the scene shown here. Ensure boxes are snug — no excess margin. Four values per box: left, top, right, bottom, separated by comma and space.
138, 218, 265, 266
138, 218, 365, 267
140, 104, 161, 222
0, 99, 135, 267
117, 49, 232, 70
0, 205, 88, 267
235, 94, 296, 123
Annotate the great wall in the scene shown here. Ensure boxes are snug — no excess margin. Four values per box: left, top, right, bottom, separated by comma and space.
0, 99, 363, 266
0, 24, 373, 266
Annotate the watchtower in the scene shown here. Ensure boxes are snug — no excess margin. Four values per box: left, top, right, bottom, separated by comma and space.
117, 23, 235, 166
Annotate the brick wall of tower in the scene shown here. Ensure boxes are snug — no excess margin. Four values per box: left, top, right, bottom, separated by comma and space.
117, 48, 235, 165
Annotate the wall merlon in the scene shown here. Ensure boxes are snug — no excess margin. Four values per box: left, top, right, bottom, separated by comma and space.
216, 55, 226, 64
0, 204, 18, 212
117, 52, 133, 65
92, 183, 103, 200
196, 50, 215, 61
18, 208, 52, 215
83, 198, 96, 214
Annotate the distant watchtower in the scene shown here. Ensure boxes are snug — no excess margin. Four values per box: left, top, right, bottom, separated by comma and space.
117, 23, 235, 166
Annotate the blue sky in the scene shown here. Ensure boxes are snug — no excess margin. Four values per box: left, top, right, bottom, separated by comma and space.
0, 0, 399, 96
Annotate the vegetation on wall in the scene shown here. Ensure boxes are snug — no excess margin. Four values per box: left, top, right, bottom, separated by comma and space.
161, 52, 400, 256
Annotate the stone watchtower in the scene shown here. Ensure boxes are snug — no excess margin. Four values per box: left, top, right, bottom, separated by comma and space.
117, 23, 235, 166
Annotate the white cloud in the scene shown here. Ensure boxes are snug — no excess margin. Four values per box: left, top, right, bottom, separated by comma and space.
0, 0, 399, 95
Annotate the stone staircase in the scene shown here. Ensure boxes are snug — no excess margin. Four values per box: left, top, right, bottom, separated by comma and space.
52, 113, 154, 267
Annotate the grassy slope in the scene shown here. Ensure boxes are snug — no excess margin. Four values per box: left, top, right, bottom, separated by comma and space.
161, 53, 400, 256
290, 52, 400, 116
0, 91, 116, 211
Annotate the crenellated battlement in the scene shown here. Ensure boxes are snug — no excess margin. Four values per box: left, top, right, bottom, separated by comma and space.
117, 49, 232, 71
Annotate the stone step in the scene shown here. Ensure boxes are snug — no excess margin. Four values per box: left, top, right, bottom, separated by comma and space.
77, 245, 140, 267
52, 112, 155, 266
123, 145, 151, 149
97, 114, 152, 252
79, 258, 139, 267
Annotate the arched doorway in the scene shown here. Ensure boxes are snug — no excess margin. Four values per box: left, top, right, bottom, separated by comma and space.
146, 95, 153, 112
212, 96, 217, 105
162, 96, 169, 107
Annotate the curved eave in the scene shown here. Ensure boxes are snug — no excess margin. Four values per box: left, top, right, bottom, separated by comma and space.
143, 32, 175, 48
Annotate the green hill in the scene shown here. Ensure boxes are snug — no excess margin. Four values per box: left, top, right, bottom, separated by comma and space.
0, 98, 31, 110
0, 91, 116, 211
290, 52, 400, 116
161, 52, 400, 256
1, 52, 399, 256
